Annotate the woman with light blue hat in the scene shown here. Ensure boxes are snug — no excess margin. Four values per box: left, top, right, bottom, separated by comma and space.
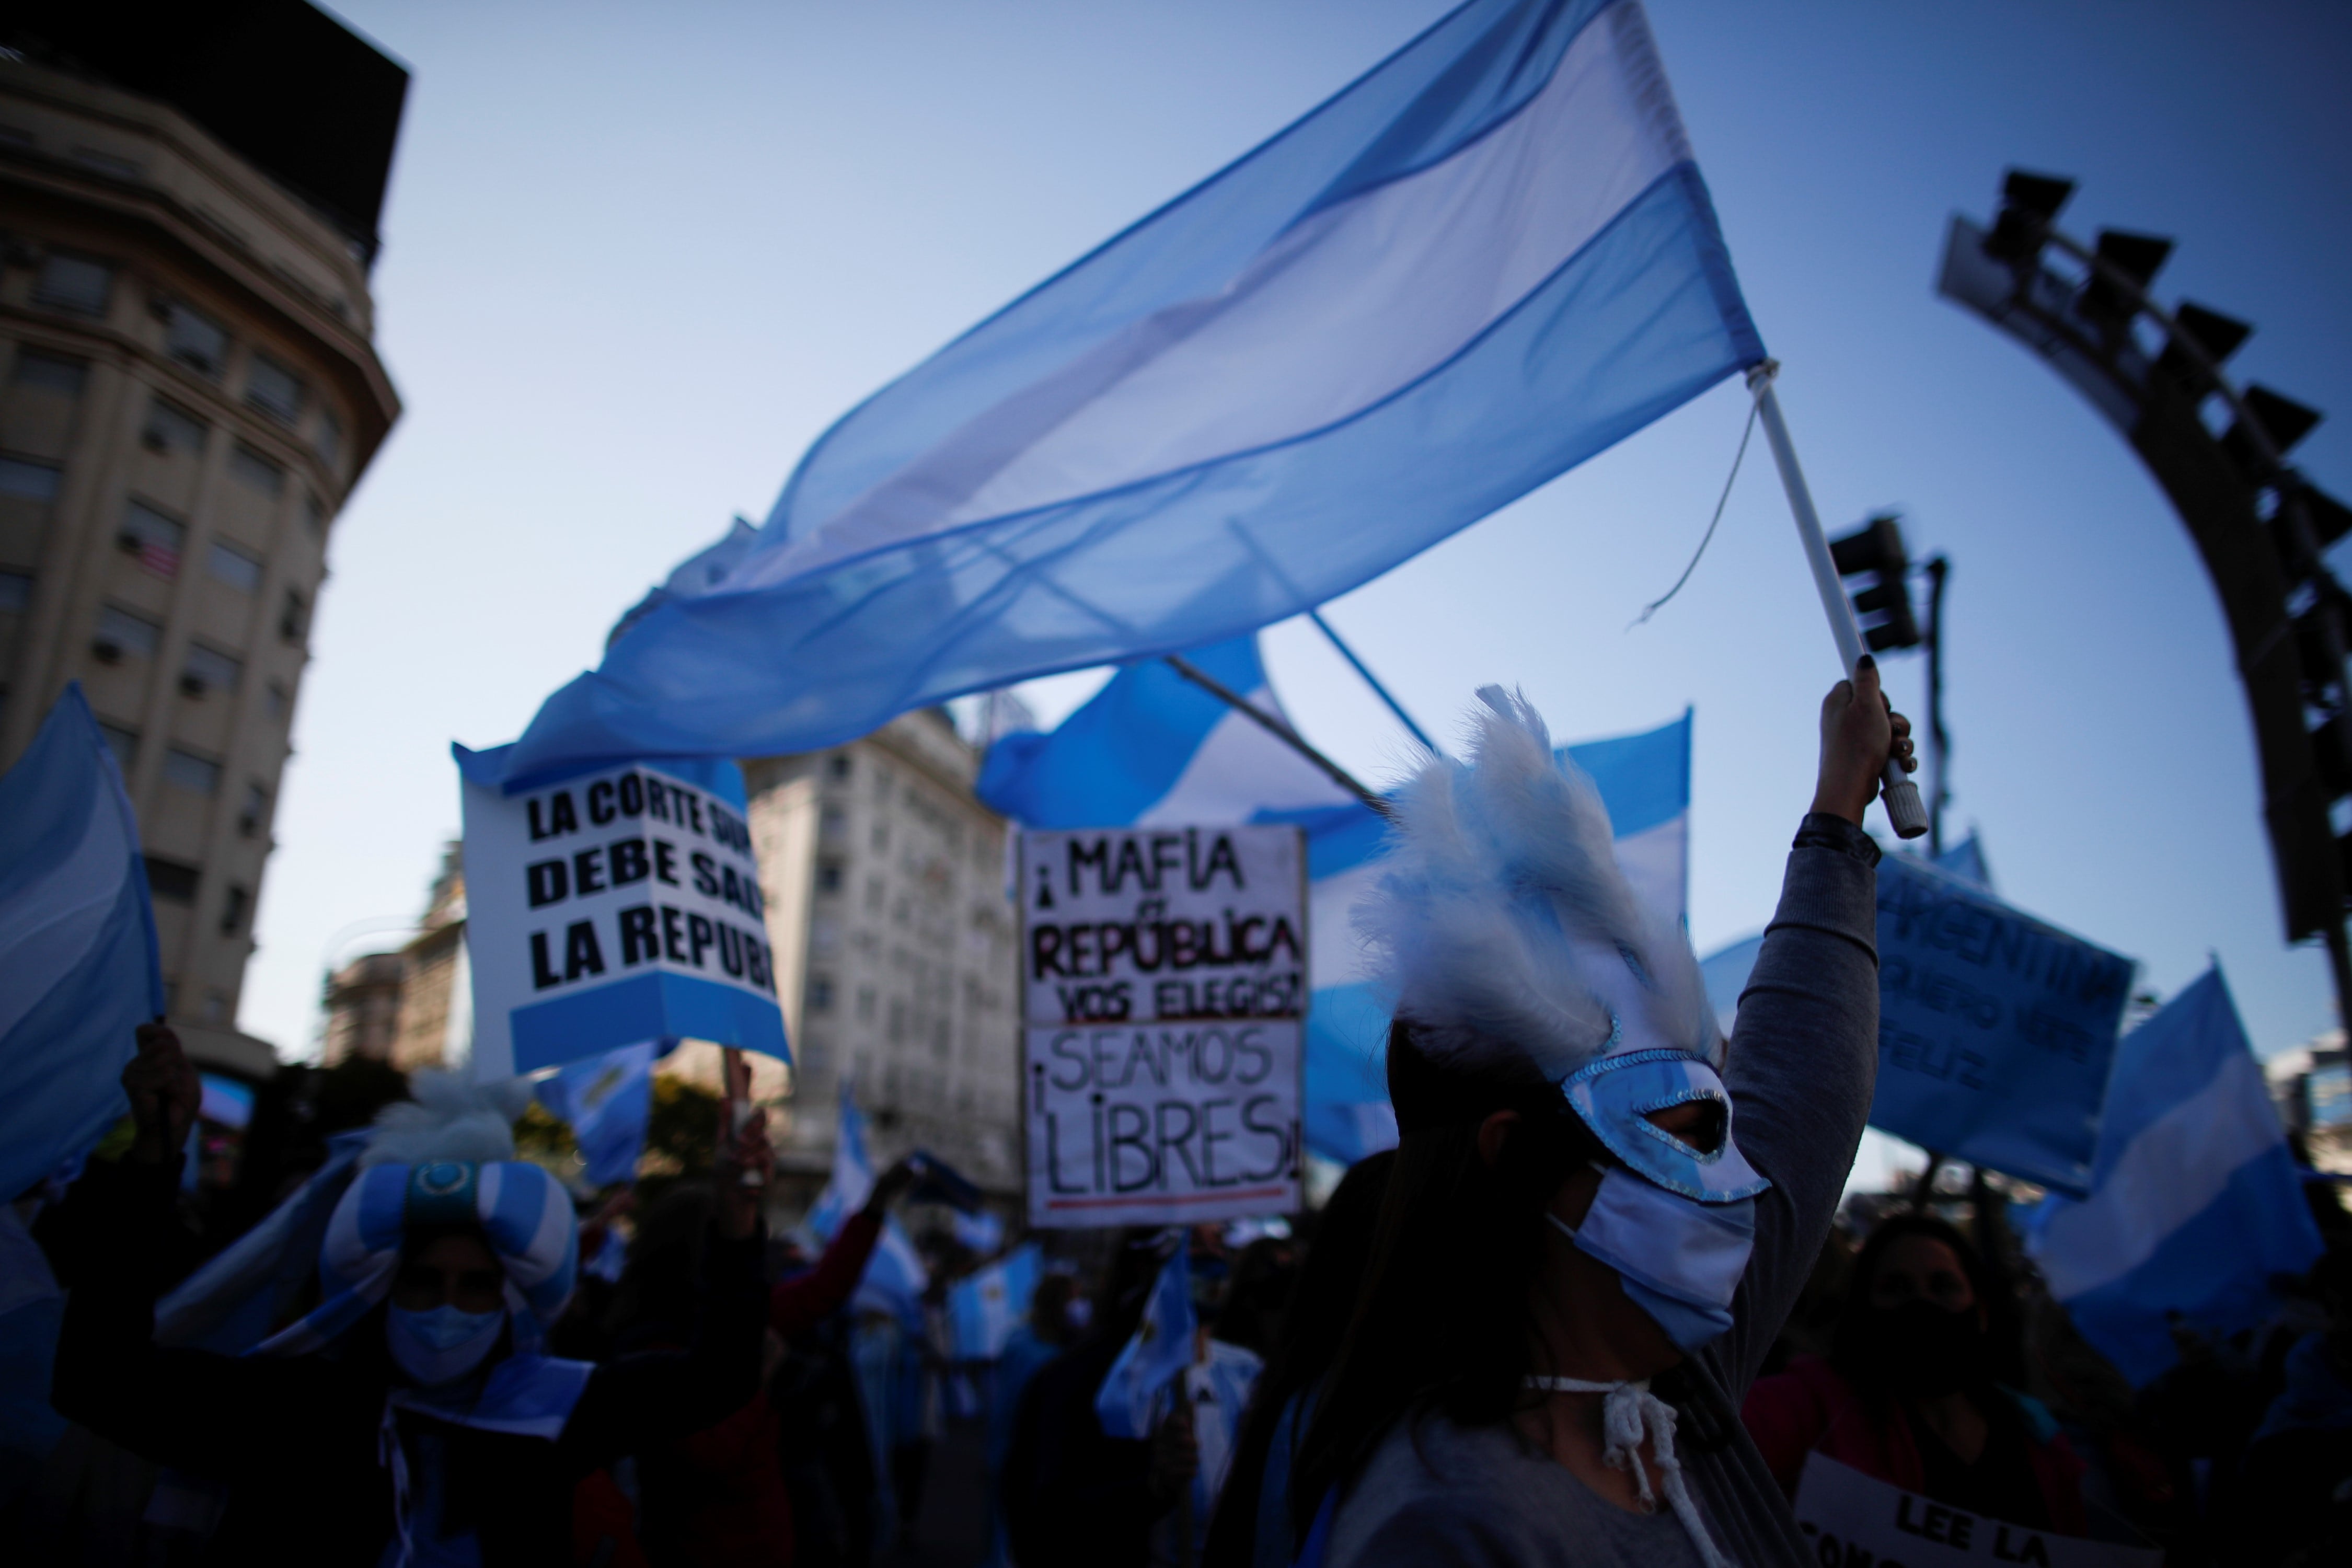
53, 1025, 772, 1565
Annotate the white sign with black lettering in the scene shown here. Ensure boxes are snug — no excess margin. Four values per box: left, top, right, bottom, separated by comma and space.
1793, 1453, 2160, 1568
1018, 826, 1306, 1228
463, 760, 787, 1079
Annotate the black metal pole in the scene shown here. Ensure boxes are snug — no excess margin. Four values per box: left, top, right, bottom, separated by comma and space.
1924, 556, 1950, 858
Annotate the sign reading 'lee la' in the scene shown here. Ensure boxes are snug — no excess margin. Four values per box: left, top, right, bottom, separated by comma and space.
462, 759, 788, 1078
1018, 826, 1306, 1229
1794, 1452, 2158, 1568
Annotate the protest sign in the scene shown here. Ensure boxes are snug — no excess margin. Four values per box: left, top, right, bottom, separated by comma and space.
1794, 1452, 2159, 1568
1019, 825, 1305, 1228
461, 757, 787, 1077
1871, 855, 2134, 1195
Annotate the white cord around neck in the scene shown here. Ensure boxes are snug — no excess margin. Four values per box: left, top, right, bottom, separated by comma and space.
1524, 1375, 1734, 1568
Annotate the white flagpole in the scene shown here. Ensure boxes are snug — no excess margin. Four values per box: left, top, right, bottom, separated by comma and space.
1745, 361, 1929, 840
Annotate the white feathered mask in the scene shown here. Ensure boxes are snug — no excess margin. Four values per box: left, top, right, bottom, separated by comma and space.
1354, 686, 1721, 1083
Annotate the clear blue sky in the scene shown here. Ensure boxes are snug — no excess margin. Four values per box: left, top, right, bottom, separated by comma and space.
256, 1, 2352, 1096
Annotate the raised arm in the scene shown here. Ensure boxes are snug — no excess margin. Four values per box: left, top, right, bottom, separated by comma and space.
1713, 660, 1912, 1393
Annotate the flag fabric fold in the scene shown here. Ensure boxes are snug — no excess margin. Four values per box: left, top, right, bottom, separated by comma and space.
535, 1041, 659, 1188
0, 684, 165, 1203
1095, 1241, 1195, 1440
499, 0, 1760, 783
2029, 967, 2323, 1386
948, 1242, 1044, 1361
975, 636, 1691, 1166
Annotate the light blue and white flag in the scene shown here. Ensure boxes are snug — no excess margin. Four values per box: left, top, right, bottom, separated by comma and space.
2029, 967, 2323, 1386
807, 1081, 930, 1323
977, 636, 1691, 1166
536, 1041, 658, 1188
1095, 1240, 1194, 1440
498, 0, 1761, 784
949, 1242, 1043, 1361
0, 684, 164, 1203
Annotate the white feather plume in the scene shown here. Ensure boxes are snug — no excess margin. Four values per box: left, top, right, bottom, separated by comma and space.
358, 1069, 535, 1169
1353, 686, 1721, 1082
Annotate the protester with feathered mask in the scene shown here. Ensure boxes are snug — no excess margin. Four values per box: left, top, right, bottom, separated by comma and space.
1294, 663, 1910, 1568
51, 1024, 771, 1565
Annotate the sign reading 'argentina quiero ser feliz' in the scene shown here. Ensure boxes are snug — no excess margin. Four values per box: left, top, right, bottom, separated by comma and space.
462, 758, 787, 1078
1018, 825, 1306, 1229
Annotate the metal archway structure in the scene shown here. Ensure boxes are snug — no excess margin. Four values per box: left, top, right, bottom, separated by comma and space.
1937, 171, 2352, 1022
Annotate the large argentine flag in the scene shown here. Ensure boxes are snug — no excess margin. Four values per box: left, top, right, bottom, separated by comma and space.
2028, 967, 2323, 1386
975, 638, 1692, 1165
501, 0, 1760, 785
0, 685, 165, 1202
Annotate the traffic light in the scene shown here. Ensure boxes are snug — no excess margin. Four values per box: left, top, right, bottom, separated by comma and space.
1829, 515, 1922, 652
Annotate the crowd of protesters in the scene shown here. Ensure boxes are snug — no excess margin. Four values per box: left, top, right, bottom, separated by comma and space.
0, 665, 2347, 1566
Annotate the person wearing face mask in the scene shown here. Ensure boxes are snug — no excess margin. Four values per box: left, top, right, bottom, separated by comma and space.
50, 1023, 771, 1565
1292, 666, 1911, 1568
1743, 1215, 2087, 1536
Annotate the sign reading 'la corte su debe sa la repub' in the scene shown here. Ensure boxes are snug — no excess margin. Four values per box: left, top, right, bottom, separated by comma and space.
1018, 825, 1306, 1229
460, 753, 788, 1078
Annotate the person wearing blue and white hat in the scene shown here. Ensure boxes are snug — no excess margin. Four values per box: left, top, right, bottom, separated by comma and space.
1282, 666, 1912, 1568
52, 1024, 772, 1565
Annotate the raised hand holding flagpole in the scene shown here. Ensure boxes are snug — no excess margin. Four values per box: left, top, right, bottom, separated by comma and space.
1747, 360, 1930, 839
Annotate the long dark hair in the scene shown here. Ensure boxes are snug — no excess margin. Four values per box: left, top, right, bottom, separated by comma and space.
1201, 1149, 1394, 1568
1288, 1023, 1603, 1543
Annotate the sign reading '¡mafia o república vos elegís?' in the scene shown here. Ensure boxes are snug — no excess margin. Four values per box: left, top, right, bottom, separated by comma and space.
1017, 825, 1306, 1229
462, 760, 788, 1079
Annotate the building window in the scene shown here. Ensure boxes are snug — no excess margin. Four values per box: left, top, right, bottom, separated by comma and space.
208, 540, 263, 594
239, 782, 268, 837
163, 747, 222, 795
808, 976, 835, 1013
93, 604, 161, 662
228, 444, 284, 496
817, 861, 844, 894
864, 876, 884, 914
160, 299, 228, 378
181, 642, 242, 697
303, 493, 328, 537
245, 352, 303, 424
34, 253, 113, 316
0, 455, 60, 501
144, 856, 199, 904
266, 681, 289, 719
819, 805, 846, 843
887, 999, 907, 1043
220, 883, 249, 935
142, 398, 207, 456
0, 569, 29, 612
10, 350, 86, 395
857, 986, 877, 1022
118, 501, 184, 579
315, 407, 343, 469
98, 721, 139, 770
279, 589, 307, 645
828, 753, 852, 780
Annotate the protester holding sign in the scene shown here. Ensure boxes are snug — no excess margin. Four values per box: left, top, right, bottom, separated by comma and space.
1288, 669, 1909, 1568
50, 1023, 771, 1565
1744, 1214, 2089, 1536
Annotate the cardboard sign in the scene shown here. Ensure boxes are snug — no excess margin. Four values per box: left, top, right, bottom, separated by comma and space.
1869, 856, 2134, 1195
1019, 826, 1305, 1227
463, 760, 787, 1077
1794, 1452, 2160, 1568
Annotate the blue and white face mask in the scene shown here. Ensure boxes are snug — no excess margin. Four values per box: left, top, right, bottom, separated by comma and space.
386, 1302, 505, 1387
1561, 1050, 1766, 1203
1550, 1171, 1755, 1351
1548, 1048, 1768, 1352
